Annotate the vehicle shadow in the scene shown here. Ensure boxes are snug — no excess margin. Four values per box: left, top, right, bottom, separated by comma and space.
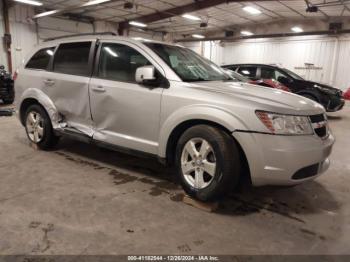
55, 138, 340, 218
219, 181, 340, 220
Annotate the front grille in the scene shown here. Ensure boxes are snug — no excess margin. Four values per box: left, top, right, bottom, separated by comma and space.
309, 114, 328, 139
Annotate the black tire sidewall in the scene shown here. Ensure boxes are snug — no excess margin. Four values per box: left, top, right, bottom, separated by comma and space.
176, 125, 240, 201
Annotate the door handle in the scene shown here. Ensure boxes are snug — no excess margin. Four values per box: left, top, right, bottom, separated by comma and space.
44, 79, 55, 86
92, 86, 106, 92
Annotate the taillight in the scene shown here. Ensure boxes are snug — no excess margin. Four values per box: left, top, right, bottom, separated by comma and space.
13, 71, 18, 81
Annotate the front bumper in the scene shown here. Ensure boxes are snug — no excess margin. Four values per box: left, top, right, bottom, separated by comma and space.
232, 131, 335, 186
326, 96, 345, 112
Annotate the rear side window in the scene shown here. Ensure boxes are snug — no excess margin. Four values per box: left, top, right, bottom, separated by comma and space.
53, 42, 91, 76
98, 43, 151, 83
26, 47, 55, 70
237, 66, 257, 79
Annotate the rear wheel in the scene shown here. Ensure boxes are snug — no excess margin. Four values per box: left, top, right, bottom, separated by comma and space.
175, 125, 241, 201
25, 104, 59, 150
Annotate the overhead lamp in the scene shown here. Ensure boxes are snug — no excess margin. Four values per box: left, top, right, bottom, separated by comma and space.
241, 30, 253, 36
291, 26, 303, 33
182, 14, 201, 21
14, 0, 43, 6
33, 10, 59, 18
192, 34, 205, 39
243, 6, 261, 15
82, 0, 111, 7
129, 21, 147, 27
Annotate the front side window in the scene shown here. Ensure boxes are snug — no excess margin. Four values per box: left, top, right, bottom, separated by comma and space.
237, 66, 257, 79
146, 43, 230, 82
260, 67, 276, 79
283, 68, 304, 80
53, 42, 91, 76
26, 47, 55, 70
98, 43, 151, 83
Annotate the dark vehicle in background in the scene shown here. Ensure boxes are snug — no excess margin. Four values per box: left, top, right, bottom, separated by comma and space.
225, 69, 290, 92
0, 65, 15, 104
222, 64, 345, 112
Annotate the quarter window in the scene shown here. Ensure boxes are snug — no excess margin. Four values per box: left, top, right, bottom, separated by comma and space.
53, 42, 91, 76
26, 47, 55, 70
237, 66, 257, 79
98, 43, 151, 83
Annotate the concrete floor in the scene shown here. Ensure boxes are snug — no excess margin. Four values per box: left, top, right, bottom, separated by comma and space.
0, 102, 349, 255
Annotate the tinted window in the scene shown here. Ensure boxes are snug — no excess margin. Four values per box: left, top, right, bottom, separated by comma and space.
260, 67, 276, 79
237, 66, 257, 79
26, 47, 55, 70
225, 65, 238, 71
53, 42, 91, 76
98, 43, 151, 83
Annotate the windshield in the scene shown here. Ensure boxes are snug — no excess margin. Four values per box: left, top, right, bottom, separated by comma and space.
145, 43, 231, 82
283, 68, 304, 80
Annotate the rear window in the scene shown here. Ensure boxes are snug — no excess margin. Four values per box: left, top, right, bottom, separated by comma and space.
53, 42, 91, 76
26, 47, 55, 70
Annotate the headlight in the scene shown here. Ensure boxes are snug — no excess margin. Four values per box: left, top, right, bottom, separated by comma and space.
256, 111, 313, 135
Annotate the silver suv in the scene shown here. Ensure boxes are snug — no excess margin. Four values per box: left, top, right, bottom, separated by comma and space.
15, 34, 334, 201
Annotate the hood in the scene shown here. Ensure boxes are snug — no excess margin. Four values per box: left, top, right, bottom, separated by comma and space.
188, 80, 325, 115
296, 79, 342, 95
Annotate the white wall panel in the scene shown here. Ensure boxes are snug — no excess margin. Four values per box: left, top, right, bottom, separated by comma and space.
191, 35, 350, 90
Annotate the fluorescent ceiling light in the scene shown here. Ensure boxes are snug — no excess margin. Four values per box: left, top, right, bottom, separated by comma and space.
192, 34, 205, 39
14, 0, 43, 6
243, 6, 261, 15
33, 10, 59, 18
82, 0, 111, 7
104, 47, 118, 57
129, 21, 147, 27
291, 26, 303, 33
182, 14, 201, 21
241, 30, 253, 36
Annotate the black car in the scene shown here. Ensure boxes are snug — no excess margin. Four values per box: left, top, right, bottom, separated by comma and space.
0, 65, 15, 105
222, 63, 345, 112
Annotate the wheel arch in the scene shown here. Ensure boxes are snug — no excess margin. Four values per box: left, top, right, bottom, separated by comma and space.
18, 88, 60, 128
163, 118, 252, 184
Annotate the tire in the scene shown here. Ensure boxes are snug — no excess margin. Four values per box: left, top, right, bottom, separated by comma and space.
24, 104, 59, 150
2, 98, 14, 104
175, 125, 241, 201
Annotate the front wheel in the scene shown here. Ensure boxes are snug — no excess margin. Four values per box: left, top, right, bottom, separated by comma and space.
175, 125, 241, 201
25, 104, 59, 150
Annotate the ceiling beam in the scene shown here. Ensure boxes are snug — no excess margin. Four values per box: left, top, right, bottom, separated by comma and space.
118, 0, 277, 29
175, 29, 350, 42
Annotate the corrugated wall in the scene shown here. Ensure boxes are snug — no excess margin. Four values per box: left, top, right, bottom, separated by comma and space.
196, 35, 350, 90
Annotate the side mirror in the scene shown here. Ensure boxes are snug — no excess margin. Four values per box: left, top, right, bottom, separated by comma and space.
135, 65, 158, 86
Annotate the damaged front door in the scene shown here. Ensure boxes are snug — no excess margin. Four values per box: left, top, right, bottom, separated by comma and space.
89, 41, 164, 155
43, 41, 94, 135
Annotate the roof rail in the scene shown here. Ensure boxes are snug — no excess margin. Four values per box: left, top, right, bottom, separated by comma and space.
43, 32, 117, 42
